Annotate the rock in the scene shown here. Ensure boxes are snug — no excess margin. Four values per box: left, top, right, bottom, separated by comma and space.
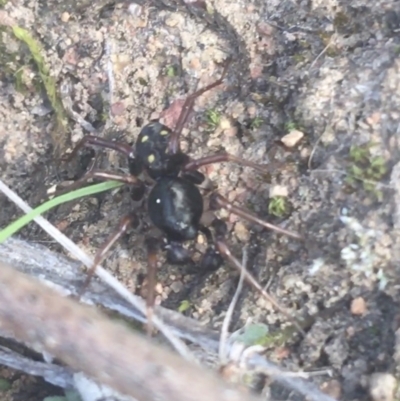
369, 373, 396, 401
281, 130, 304, 147
128, 3, 143, 17
350, 297, 367, 315
269, 185, 289, 198
60, 12, 70, 22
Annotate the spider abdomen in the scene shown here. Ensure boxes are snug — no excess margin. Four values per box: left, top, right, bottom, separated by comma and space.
147, 177, 203, 242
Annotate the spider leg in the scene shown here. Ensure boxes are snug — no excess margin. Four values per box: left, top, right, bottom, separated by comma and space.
168, 60, 231, 155
54, 170, 145, 200
211, 219, 305, 335
183, 151, 275, 175
144, 237, 194, 335
198, 226, 223, 271
210, 193, 302, 240
62, 135, 142, 176
144, 237, 160, 336
62, 135, 134, 162
78, 213, 140, 298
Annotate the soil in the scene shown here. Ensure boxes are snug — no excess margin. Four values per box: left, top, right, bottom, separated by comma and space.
1, 0, 400, 400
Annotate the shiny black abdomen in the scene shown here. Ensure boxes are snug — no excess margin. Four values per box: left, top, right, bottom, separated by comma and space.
147, 177, 203, 242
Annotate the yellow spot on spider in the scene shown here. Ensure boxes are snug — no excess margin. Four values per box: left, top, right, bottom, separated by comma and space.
141, 135, 149, 142
160, 130, 169, 136
148, 154, 155, 163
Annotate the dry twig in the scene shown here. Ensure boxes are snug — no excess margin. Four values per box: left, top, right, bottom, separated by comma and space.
0, 261, 263, 401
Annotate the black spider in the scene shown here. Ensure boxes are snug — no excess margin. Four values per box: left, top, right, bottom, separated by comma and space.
61, 61, 301, 317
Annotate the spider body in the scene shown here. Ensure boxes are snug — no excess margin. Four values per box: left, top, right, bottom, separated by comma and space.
134, 121, 207, 262
61, 61, 301, 316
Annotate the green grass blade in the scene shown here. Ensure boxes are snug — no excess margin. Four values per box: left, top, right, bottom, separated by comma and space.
0, 181, 123, 243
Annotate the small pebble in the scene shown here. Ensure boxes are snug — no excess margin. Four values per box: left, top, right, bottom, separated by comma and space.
219, 117, 232, 130
350, 297, 367, 315
281, 129, 304, 148
128, 3, 143, 16
269, 185, 289, 198
366, 112, 381, 126
369, 373, 396, 401
170, 281, 183, 293
61, 12, 70, 22
189, 57, 201, 71
155, 283, 163, 294
31, 104, 52, 116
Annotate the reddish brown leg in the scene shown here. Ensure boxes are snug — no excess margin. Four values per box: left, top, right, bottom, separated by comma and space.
144, 237, 162, 336
183, 152, 274, 175
211, 219, 305, 335
210, 193, 302, 240
54, 169, 144, 198
78, 213, 139, 298
62, 135, 134, 162
168, 60, 231, 155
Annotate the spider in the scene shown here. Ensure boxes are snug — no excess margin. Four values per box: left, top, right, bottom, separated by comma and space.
61, 61, 301, 323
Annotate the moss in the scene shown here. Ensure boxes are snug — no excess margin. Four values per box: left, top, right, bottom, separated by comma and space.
345, 143, 387, 201
284, 120, 298, 133
258, 326, 297, 348
204, 108, 221, 130
268, 196, 290, 218
11, 26, 68, 154
165, 64, 177, 77
250, 116, 263, 129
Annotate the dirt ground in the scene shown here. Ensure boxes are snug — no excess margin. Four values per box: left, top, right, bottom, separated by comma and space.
1, 0, 400, 400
